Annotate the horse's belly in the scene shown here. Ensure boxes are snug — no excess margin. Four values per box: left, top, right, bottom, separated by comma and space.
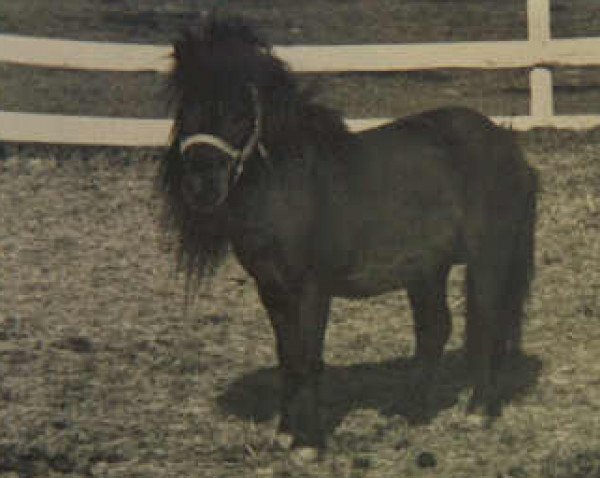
328, 246, 455, 298
325, 210, 462, 298
328, 271, 412, 298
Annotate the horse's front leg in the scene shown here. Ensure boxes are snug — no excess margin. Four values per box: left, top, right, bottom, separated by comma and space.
258, 278, 331, 450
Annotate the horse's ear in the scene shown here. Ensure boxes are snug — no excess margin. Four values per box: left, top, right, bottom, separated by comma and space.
173, 40, 183, 63
173, 31, 195, 64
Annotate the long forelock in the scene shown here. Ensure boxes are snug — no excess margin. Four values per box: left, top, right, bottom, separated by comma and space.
168, 17, 354, 164
170, 18, 274, 101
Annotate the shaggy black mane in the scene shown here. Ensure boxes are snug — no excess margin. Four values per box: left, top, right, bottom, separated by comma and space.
168, 16, 353, 157
158, 16, 354, 287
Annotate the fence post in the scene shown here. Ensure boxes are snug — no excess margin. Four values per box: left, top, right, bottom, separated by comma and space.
527, 0, 551, 43
527, 0, 553, 119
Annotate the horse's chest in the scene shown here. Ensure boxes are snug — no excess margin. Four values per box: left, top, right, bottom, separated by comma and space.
229, 197, 314, 288
230, 227, 287, 286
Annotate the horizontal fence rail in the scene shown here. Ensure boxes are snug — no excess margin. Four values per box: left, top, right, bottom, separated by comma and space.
2, 34, 600, 73
1, 0, 599, 146
3, 111, 600, 147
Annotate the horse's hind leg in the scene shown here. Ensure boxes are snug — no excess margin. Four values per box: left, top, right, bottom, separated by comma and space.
464, 261, 507, 418
499, 180, 536, 359
466, 181, 536, 417
407, 266, 452, 413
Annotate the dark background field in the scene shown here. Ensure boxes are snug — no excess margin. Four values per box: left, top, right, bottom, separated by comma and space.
1, 1, 599, 477
2, 0, 600, 119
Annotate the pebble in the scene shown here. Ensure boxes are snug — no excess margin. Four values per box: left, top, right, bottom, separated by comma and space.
416, 451, 437, 468
290, 446, 319, 464
394, 438, 410, 450
352, 455, 373, 469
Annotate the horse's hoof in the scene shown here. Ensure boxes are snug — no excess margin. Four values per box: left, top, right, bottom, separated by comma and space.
464, 413, 486, 429
466, 388, 485, 414
466, 390, 501, 425
486, 400, 502, 419
290, 446, 320, 464
273, 432, 294, 451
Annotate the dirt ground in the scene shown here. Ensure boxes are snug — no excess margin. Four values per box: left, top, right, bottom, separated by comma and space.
1, 1, 600, 477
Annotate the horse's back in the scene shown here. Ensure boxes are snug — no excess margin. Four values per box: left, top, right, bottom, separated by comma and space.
318, 106, 535, 298
379, 106, 537, 282
358, 106, 535, 225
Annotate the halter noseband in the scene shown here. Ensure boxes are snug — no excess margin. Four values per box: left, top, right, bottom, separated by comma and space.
179, 86, 267, 185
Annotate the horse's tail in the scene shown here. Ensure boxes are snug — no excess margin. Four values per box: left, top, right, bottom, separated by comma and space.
504, 160, 538, 354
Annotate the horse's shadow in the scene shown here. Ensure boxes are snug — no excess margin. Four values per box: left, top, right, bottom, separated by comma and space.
218, 350, 542, 438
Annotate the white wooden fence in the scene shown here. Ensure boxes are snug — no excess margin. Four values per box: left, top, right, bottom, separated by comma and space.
1, 0, 599, 146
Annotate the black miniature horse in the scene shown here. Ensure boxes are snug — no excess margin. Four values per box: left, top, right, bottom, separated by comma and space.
158, 18, 538, 450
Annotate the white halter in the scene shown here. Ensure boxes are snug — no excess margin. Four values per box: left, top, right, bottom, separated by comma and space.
180, 133, 241, 159
179, 86, 267, 183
